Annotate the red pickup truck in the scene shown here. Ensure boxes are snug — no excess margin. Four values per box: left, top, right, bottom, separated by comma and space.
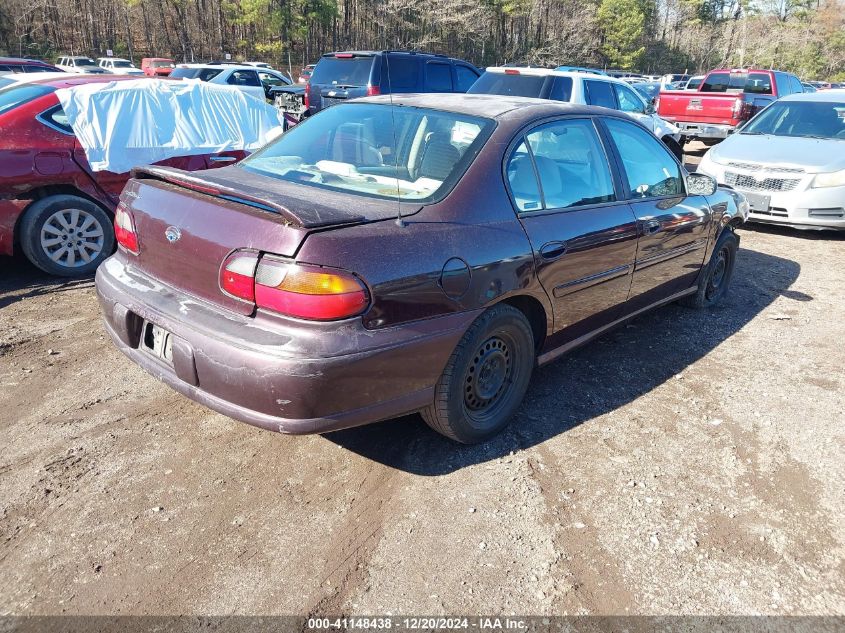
657, 68, 805, 145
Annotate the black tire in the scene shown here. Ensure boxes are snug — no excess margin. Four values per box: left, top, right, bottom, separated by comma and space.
662, 136, 684, 162
422, 304, 535, 444
19, 195, 114, 277
681, 229, 739, 309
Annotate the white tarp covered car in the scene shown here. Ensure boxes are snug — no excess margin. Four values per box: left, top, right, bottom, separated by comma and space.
56, 78, 284, 173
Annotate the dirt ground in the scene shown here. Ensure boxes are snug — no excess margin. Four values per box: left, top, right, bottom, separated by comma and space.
1, 144, 844, 616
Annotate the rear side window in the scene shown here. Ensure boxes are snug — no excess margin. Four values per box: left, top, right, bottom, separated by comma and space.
0, 83, 55, 115
425, 62, 452, 92
549, 76, 573, 101
506, 118, 615, 212
310, 56, 374, 87
604, 118, 683, 199
467, 72, 546, 97
385, 56, 418, 91
38, 105, 73, 134
584, 80, 617, 109
455, 65, 479, 92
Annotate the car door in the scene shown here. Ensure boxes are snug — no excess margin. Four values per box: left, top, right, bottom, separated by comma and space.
506, 117, 639, 342
601, 117, 712, 308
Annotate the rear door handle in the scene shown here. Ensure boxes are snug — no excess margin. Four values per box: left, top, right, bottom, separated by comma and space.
209, 156, 237, 163
539, 241, 568, 260
641, 219, 661, 235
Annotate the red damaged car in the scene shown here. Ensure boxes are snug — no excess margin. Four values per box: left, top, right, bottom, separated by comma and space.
0, 76, 253, 276
96, 94, 748, 443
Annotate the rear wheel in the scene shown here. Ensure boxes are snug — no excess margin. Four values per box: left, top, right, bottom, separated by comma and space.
681, 229, 738, 309
19, 195, 114, 277
422, 304, 535, 444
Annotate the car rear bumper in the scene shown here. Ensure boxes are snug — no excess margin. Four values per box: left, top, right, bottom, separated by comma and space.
674, 122, 734, 140
0, 198, 29, 256
95, 256, 478, 434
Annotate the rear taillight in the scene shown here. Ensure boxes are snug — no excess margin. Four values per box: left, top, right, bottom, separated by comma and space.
366, 85, 381, 96
220, 250, 259, 302
114, 203, 139, 254
504, 69, 521, 75
254, 256, 369, 321
304, 82, 310, 109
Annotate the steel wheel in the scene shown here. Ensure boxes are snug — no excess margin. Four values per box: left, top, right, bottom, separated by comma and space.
705, 243, 732, 302
39, 208, 105, 269
464, 335, 514, 420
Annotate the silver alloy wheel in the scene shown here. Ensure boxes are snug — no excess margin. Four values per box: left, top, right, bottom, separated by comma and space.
39, 208, 106, 269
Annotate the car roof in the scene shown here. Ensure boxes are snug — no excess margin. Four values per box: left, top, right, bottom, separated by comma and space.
357, 92, 619, 120
0, 57, 54, 64
780, 90, 845, 102
484, 66, 632, 84
177, 63, 263, 70
14, 75, 136, 89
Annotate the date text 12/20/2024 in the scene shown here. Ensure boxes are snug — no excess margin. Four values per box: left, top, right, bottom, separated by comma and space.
307, 618, 529, 630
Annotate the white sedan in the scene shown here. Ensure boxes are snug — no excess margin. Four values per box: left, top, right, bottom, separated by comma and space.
169, 64, 291, 102
697, 91, 845, 230
97, 57, 145, 76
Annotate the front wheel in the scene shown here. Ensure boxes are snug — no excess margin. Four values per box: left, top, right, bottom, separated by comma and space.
422, 304, 535, 444
681, 229, 739, 309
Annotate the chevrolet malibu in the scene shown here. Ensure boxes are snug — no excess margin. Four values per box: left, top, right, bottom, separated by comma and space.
96, 94, 747, 443
698, 91, 845, 230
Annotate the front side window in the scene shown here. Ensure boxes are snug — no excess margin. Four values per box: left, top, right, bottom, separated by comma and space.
259, 71, 287, 87
614, 84, 645, 113
455, 65, 479, 92
228, 70, 260, 87
584, 80, 617, 109
241, 103, 494, 202
605, 118, 683, 198
506, 118, 615, 211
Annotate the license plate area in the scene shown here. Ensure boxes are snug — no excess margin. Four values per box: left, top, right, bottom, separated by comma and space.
141, 321, 174, 365
744, 191, 771, 213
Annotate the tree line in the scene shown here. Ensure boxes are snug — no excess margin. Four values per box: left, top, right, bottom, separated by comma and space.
1, 0, 843, 80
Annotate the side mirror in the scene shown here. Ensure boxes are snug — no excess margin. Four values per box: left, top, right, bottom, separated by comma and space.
645, 102, 656, 114
687, 172, 717, 196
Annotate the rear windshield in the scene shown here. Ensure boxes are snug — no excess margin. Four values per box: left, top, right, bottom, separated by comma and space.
170, 67, 222, 81
741, 100, 845, 139
0, 83, 55, 115
468, 72, 546, 97
310, 56, 374, 87
241, 102, 495, 202
701, 72, 773, 94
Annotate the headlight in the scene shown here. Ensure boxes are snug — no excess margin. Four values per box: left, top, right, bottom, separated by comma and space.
812, 169, 845, 188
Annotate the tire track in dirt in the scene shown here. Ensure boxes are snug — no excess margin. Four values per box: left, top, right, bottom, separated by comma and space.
305, 463, 402, 616
528, 444, 637, 614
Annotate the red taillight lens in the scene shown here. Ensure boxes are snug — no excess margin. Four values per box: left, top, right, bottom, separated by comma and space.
504, 69, 521, 75
114, 203, 139, 254
254, 257, 369, 321
304, 82, 310, 109
220, 251, 259, 302
366, 85, 381, 96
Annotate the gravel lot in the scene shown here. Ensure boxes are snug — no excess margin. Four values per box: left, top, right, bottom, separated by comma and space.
1, 145, 843, 616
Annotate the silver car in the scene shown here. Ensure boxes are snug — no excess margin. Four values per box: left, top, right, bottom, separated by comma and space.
697, 91, 845, 230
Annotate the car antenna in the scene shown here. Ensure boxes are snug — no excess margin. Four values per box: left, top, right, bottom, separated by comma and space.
385, 54, 405, 227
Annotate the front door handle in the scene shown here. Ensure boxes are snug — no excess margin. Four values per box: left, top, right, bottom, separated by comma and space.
209, 156, 237, 163
641, 219, 661, 235
539, 241, 568, 260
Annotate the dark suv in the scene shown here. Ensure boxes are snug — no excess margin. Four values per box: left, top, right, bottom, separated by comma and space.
305, 51, 481, 114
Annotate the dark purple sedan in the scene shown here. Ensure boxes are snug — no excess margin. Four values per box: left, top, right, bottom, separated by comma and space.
96, 94, 747, 443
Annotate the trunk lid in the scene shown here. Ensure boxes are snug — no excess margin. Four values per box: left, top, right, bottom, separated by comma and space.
122, 165, 418, 315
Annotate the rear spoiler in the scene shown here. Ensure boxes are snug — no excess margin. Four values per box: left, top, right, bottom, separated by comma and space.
131, 165, 369, 228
